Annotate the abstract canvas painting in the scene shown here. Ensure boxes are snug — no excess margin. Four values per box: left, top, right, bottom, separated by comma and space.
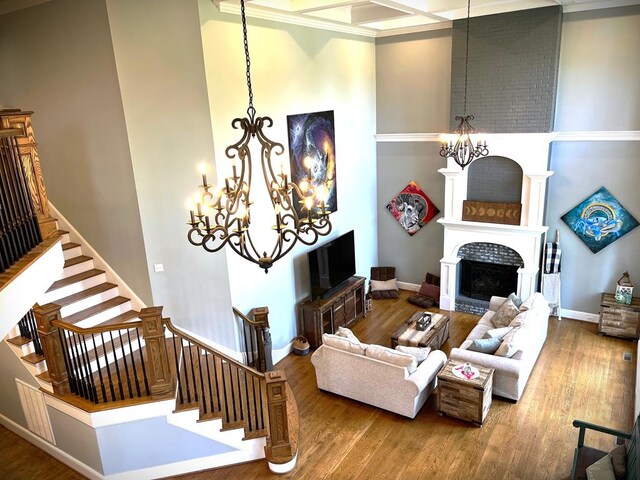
561, 186, 639, 254
287, 110, 337, 217
386, 181, 440, 236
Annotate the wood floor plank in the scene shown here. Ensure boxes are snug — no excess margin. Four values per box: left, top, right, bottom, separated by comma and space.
1, 291, 635, 479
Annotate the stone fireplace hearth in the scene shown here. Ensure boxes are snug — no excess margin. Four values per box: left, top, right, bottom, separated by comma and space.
438, 134, 553, 312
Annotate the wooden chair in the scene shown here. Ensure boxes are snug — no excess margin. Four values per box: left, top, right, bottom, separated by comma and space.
369, 266, 399, 299
571, 413, 639, 479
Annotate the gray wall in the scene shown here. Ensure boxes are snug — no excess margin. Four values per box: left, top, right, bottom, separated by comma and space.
0, 342, 38, 428
47, 408, 104, 474
450, 6, 562, 132
375, 30, 451, 284
375, 5, 640, 314
547, 6, 640, 314
105, 0, 236, 348
0, 0, 153, 304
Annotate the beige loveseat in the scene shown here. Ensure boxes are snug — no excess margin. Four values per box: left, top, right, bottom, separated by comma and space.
311, 333, 447, 418
450, 293, 550, 401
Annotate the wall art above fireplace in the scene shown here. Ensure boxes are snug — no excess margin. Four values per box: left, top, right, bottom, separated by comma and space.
561, 186, 638, 254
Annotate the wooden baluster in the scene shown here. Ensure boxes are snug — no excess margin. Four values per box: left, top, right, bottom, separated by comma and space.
264, 370, 293, 460
33, 304, 70, 395
140, 307, 175, 399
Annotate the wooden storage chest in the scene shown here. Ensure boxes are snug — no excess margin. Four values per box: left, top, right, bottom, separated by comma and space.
598, 292, 640, 339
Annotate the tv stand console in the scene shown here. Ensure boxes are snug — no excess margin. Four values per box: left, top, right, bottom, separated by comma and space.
300, 276, 366, 349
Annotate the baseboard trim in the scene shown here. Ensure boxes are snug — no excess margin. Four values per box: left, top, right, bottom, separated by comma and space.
396, 281, 600, 324
397, 281, 420, 292
0, 412, 105, 480
559, 308, 599, 323
273, 341, 293, 365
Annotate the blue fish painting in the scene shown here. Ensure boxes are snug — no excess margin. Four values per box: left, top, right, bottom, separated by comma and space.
561, 186, 638, 254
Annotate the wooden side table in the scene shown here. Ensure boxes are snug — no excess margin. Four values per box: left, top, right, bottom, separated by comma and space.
598, 292, 640, 339
437, 359, 494, 427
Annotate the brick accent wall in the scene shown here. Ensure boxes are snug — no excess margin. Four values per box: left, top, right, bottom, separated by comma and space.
450, 6, 562, 133
458, 242, 523, 266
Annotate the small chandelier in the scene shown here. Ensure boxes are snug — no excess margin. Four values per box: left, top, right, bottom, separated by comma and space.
440, 0, 489, 170
186, 0, 332, 273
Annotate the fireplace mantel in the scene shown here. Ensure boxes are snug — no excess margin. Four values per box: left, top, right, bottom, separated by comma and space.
437, 134, 554, 311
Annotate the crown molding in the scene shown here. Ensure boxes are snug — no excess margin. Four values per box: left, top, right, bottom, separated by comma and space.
375, 131, 640, 142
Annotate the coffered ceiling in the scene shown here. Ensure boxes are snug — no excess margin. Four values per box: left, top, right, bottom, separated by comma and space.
215, 0, 640, 37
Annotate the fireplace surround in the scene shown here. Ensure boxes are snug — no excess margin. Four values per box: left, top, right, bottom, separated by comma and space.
438, 134, 553, 311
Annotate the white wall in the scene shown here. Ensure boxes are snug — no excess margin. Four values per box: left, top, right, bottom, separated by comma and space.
198, 1, 378, 349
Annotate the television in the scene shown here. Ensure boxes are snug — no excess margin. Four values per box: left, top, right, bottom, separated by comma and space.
308, 230, 356, 300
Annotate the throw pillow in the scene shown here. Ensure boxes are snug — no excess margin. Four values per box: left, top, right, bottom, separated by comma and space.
395, 345, 431, 363
482, 326, 513, 340
335, 326, 360, 344
609, 444, 627, 480
585, 453, 616, 480
468, 337, 502, 354
507, 292, 523, 309
366, 344, 417, 374
370, 278, 398, 292
417, 282, 440, 301
494, 327, 525, 358
322, 333, 366, 356
491, 298, 521, 328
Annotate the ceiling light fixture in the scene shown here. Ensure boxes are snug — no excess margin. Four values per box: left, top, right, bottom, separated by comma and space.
186, 0, 332, 273
440, 0, 489, 170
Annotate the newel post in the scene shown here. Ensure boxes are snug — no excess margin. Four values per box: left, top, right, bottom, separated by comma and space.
265, 370, 293, 460
140, 306, 175, 399
33, 303, 70, 395
250, 306, 273, 372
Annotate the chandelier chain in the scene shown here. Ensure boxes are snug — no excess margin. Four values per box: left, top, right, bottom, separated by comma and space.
240, 0, 254, 114
463, 0, 470, 115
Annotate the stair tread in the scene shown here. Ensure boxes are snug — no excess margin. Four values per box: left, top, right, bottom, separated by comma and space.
36, 371, 51, 383
7, 335, 31, 347
97, 310, 141, 327
64, 296, 131, 324
62, 242, 80, 251
55, 282, 118, 308
47, 268, 106, 292
22, 352, 45, 365
64, 255, 93, 268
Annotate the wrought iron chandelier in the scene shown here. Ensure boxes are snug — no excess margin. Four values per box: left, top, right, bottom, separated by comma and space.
186, 0, 332, 273
440, 0, 489, 170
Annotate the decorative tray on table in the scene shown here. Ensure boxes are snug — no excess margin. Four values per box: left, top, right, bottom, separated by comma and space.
451, 363, 479, 380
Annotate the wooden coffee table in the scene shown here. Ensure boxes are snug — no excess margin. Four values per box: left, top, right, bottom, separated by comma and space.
390, 311, 450, 350
436, 359, 494, 427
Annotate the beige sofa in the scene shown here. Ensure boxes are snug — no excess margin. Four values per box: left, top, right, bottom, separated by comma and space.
311, 334, 447, 418
450, 293, 550, 401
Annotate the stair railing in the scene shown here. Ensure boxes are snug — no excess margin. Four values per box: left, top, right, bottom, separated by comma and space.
0, 128, 42, 273
233, 306, 273, 373
33, 304, 296, 467
17, 308, 43, 356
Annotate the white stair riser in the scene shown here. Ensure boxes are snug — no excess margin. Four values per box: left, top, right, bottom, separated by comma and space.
60, 233, 71, 244
37, 378, 54, 393
23, 359, 47, 376
7, 340, 36, 357
73, 301, 132, 329
63, 246, 82, 260
62, 259, 94, 278
59, 287, 119, 318
40, 272, 108, 305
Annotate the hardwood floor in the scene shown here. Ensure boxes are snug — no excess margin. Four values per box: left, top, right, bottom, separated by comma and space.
1, 291, 636, 479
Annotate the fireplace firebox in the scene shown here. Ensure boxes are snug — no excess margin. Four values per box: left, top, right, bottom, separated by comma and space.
459, 259, 518, 301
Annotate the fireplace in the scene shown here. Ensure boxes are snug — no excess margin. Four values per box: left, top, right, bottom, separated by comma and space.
438, 134, 554, 312
460, 260, 518, 301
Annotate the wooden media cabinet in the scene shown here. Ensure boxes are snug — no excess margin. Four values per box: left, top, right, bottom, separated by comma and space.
299, 276, 366, 349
